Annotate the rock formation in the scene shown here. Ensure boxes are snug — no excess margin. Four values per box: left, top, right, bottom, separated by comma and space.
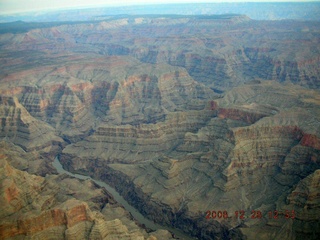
60, 81, 320, 239
0, 96, 64, 152
0, 14, 319, 239
0, 143, 174, 239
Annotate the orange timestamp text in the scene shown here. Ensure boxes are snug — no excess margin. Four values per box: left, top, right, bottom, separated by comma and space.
205, 210, 295, 220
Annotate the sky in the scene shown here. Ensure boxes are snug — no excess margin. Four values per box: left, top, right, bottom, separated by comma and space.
0, 0, 319, 14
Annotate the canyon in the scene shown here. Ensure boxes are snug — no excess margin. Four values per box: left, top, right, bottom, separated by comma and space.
0, 13, 320, 239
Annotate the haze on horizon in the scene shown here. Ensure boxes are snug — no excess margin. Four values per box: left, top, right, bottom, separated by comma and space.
0, 0, 319, 14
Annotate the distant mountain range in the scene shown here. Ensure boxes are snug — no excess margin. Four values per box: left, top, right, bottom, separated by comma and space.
1, 2, 320, 23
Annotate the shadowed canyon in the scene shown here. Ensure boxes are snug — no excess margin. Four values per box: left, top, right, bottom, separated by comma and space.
0, 12, 320, 240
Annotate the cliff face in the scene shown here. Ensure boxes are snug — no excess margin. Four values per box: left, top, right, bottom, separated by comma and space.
0, 96, 64, 152
0, 144, 174, 240
1, 57, 212, 143
60, 82, 320, 239
62, 110, 215, 164
1, 15, 320, 240
1, 16, 319, 91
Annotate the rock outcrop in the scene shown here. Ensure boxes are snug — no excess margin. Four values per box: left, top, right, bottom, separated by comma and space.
0, 56, 212, 143
0, 145, 174, 240
0, 15, 320, 240
0, 96, 63, 152
60, 82, 320, 239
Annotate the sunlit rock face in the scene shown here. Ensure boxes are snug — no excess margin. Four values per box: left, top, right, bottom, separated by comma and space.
0, 14, 320, 240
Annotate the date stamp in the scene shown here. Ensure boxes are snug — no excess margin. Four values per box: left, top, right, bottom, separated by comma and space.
205, 210, 295, 220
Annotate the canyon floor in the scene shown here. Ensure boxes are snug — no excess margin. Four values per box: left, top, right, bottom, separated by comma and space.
0, 14, 320, 239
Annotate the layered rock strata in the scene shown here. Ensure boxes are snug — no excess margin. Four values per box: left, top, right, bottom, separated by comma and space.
0, 145, 174, 240
0, 15, 320, 240
0, 96, 63, 152
60, 82, 320, 239
1, 16, 319, 91
0, 57, 212, 142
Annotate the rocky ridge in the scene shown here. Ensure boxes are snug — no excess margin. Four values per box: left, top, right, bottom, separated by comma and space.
0, 142, 174, 239
0, 96, 63, 152
0, 15, 320, 239
60, 81, 320, 239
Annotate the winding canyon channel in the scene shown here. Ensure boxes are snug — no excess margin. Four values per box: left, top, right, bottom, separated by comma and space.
53, 157, 195, 240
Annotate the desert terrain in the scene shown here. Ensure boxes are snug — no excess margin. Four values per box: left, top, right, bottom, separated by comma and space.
0, 12, 319, 240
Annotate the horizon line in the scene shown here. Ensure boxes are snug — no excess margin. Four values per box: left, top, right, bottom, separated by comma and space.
1, 1, 320, 15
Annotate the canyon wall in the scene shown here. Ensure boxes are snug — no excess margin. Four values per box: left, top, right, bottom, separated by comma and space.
0, 15, 319, 239
0, 142, 174, 239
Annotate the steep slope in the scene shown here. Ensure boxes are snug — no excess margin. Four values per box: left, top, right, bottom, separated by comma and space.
0, 96, 63, 152
60, 81, 320, 239
0, 141, 57, 176
0, 15, 320, 240
0, 145, 174, 240
0, 56, 212, 142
